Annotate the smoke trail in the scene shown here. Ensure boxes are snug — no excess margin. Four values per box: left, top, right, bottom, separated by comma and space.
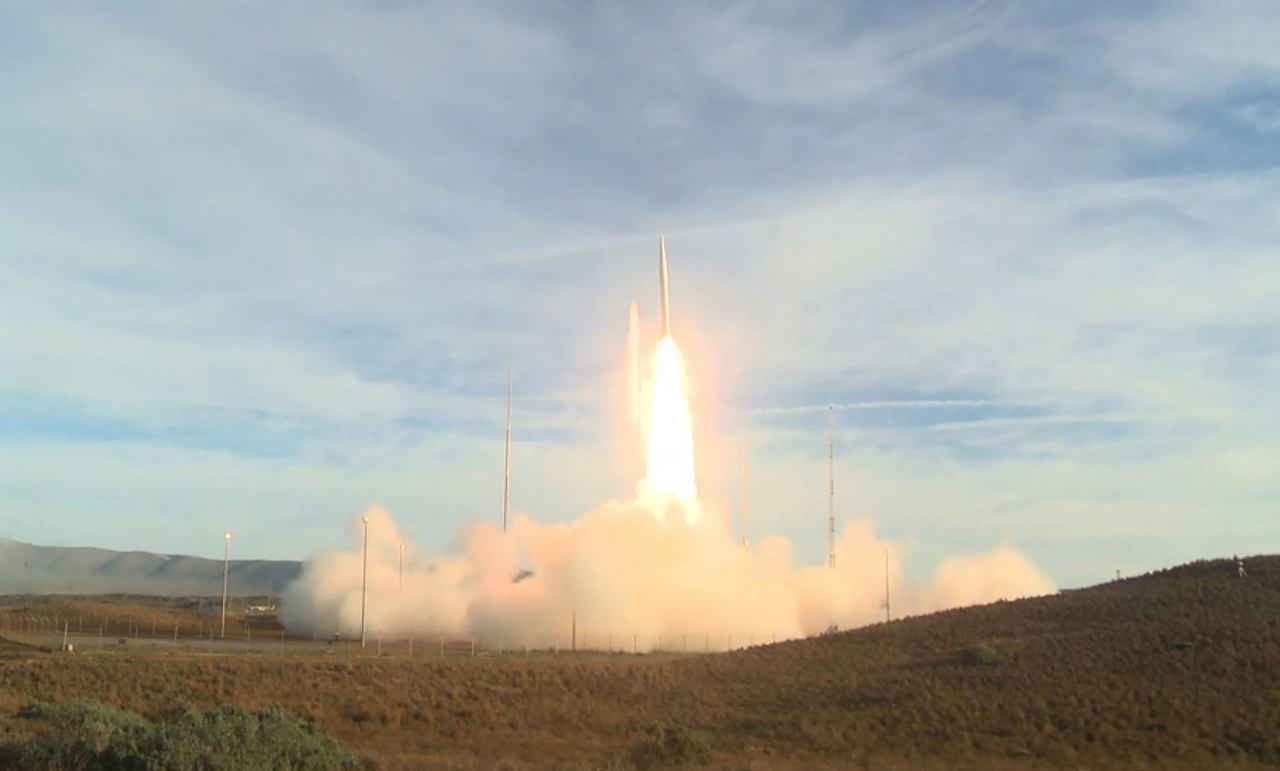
280, 496, 1054, 649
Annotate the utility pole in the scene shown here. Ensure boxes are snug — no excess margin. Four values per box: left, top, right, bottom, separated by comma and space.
360, 515, 370, 649
827, 405, 835, 570
220, 532, 232, 639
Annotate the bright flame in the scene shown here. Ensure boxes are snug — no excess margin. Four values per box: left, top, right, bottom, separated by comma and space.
643, 335, 698, 509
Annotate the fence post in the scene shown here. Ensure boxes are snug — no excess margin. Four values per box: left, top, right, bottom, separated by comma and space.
174, 624, 179, 645
633, 633, 638, 654
470, 636, 475, 657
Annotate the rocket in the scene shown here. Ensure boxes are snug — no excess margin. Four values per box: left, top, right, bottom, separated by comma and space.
659, 235, 671, 338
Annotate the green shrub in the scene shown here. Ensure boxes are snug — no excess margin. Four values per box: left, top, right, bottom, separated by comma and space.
9, 699, 354, 771
629, 723, 711, 769
958, 644, 999, 667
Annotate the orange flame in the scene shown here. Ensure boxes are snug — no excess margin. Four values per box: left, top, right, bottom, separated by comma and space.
643, 335, 698, 513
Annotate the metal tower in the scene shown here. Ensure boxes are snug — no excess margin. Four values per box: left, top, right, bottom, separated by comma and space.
827, 405, 835, 570
740, 433, 749, 547
502, 336, 513, 533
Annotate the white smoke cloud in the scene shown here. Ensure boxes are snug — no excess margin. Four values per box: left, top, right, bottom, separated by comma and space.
280, 493, 1055, 649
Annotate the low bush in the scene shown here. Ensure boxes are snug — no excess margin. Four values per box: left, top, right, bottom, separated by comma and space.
957, 644, 998, 667
629, 723, 710, 769
8, 699, 353, 770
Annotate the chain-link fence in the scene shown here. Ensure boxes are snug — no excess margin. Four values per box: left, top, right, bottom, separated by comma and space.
1, 615, 784, 657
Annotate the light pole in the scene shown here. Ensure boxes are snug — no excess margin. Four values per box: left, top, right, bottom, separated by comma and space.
220, 532, 232, 639
360, 515, 370, 649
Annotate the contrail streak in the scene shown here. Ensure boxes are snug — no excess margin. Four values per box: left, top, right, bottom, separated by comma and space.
926, 414, 1143, 431
748, 399, 1020, 415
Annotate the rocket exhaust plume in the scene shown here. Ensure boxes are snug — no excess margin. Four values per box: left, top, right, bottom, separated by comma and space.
640, 237, 698, 515
642, 336, 698, 507
280, 235, 1058, 649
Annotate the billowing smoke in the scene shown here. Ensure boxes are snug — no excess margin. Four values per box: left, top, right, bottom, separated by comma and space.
283, 284, 1054, 649
280, 492, 1054, 649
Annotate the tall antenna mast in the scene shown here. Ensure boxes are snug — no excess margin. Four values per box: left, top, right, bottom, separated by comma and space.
502, 335, 513, 533
740, 432, 749, 547
827, 405, 835, 570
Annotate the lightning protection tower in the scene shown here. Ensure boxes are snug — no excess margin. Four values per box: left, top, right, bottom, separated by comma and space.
827, 405, 835, 570
502, 334, 513, 533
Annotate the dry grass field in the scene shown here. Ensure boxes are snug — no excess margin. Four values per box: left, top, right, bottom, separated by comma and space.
1, 556, 1278, 770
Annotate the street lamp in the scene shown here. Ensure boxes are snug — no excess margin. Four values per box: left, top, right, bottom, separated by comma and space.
220, 532, 232, 639
360, 515, 370, 649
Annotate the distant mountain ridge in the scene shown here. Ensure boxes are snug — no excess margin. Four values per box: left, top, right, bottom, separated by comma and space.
0, 538, 301, 596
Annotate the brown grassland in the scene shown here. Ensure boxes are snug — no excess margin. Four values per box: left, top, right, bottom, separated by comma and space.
0, 594, 282, 638
1, 556, 1278, 770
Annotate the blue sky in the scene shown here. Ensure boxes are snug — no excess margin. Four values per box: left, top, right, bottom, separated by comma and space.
1, 1, 1277, 587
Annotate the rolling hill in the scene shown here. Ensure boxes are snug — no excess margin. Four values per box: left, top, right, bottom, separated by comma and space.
0, 537, 300, 596
0, 554, 1276, 769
